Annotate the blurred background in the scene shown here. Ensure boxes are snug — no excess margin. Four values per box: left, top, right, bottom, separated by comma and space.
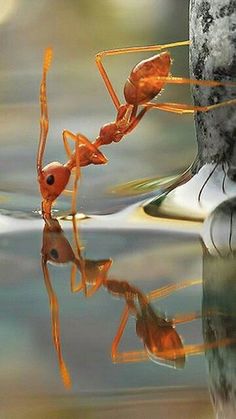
0, 0, 195, 215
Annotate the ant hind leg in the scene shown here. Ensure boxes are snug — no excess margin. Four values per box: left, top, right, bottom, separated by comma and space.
95, 41, 190, 111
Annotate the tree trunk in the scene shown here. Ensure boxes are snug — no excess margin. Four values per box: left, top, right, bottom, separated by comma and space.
190, 0, 236, 175
145, 0, 236, 221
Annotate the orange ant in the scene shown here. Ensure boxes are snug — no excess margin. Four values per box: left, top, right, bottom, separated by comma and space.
41, 216, 234, 387
37, 48, 107, 217
37, 42, 236, 217
93, 40, 236, 149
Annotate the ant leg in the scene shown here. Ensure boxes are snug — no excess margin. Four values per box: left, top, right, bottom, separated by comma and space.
144, 99, 236, 115
70, 263, 84, 293
141, 75, 236, 89
63, 129, 103, 163
147, 278, 202, 301
62, 189, 74, 195
37, 47, 53, 174
111, 305, 148, 363
70, 266, 104, 297
71, 216, 87, 296
153, 338, 236, 361
71, 138, 80, 215
123, 107, 148, 135
171, 338, 236, 359
173, 311, 202, 325
139, 75, 236, 114
62, 129, 92, 160
42, 258, 71, 388
62, 130, 85, 215
62, 129, 81, 160
95, 40, 190, 110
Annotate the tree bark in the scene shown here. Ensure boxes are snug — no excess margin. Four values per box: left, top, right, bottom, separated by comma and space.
145, 0, 236, 221
189, 0, 236, 176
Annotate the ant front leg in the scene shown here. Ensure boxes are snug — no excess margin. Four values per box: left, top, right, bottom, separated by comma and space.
95, 40, 190, 110
37, 47, 52, 175
37, 49, 73, 217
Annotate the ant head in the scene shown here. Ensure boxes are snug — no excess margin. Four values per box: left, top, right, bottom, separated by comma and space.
42, 219, 75, 265
38, 162, 71, 202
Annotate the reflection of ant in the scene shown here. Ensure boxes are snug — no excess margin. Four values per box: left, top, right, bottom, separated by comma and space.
37, 42, 236, 217
41, 215, 235, 389
41, 215, 112, 387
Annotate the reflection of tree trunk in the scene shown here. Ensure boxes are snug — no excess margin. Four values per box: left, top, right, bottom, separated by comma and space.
202, 251, 236, 419
189, 0, 236, 174
202, 198, 236, 418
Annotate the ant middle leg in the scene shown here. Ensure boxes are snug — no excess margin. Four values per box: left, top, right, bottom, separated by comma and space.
143, 99, 236, 115
141, 75, 236, 114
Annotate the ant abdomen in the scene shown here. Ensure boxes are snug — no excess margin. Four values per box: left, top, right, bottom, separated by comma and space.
124, 51, 171, 105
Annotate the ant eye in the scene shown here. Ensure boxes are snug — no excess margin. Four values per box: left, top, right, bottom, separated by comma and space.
46, 174, 55, 185
50, 248, 59, 259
